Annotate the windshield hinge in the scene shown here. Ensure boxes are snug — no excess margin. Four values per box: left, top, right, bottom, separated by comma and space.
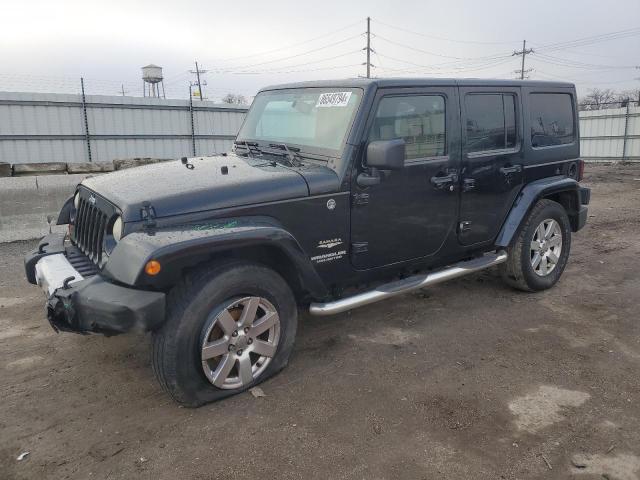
141, 201, 157, 230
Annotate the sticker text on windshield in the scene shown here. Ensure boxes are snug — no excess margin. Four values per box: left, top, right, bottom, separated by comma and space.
316, 92, 352, 108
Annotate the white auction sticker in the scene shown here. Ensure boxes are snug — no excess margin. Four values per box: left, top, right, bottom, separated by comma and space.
316, 91, 352, 108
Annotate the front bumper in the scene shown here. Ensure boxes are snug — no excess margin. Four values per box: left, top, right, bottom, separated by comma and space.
25, 234, 165, 336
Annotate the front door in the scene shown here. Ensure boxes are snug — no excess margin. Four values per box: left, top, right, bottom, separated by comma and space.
350, 87, 460, 270
458, 88, 524, 245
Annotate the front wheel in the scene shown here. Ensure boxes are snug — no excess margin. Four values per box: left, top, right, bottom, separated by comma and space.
500, 199, 572, 292
152, 261, 298, 407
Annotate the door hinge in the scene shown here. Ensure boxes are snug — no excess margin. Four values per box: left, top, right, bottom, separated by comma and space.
459, 221, 472, 233
462, 178, 476, 192
352, 193, 370, 206
351, 242, 369, 254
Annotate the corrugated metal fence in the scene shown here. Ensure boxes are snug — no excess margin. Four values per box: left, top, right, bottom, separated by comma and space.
0, 91, 248, 164
579, 105, 640, 162
1, 90, 637, 164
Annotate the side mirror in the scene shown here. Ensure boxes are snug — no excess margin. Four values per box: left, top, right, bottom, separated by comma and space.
366, 139, 405, 170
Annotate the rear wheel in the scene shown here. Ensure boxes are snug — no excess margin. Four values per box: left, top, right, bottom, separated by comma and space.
500, 199, 572, 292
152, 261, 297, 407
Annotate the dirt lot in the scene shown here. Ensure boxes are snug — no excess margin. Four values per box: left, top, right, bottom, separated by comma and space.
1, 164, 640, 480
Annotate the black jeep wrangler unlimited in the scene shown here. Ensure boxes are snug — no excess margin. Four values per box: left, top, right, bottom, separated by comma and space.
25, 79, 590, 406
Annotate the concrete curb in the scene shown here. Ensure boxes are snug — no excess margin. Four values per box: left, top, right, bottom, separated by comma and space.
0, 174, 89, 243
6, 157, 172, 177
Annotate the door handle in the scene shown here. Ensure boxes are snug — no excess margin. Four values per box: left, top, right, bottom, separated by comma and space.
499, 164, 522, 175
430, 173, 458, 190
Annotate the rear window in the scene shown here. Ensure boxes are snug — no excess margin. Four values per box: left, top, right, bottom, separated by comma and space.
530, 93, 575, 148
465, 94, 517, 153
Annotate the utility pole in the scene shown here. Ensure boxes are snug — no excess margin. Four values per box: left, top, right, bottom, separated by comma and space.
80, 77, 92, 162
120, 84, 129, 97
366, 17, 371, 78
513, 40, 534, 80
189, 61, 208, 101
188, 85, 196, 156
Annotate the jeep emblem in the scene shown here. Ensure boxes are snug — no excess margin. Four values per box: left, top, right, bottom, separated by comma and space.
88, 194, 96, 205
326, 199, 336, 210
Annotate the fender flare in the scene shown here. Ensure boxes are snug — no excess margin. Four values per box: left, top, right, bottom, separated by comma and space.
102, 216, 328, 299
56, 196, 75, 225
495, 177, 583, 248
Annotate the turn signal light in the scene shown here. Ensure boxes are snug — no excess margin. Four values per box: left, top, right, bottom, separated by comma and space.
145, 260, 161, 276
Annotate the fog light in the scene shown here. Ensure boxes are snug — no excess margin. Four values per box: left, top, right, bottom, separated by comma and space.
145, 260, 161, 276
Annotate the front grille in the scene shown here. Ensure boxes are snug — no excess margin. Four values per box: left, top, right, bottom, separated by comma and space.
72, 195, 109, 265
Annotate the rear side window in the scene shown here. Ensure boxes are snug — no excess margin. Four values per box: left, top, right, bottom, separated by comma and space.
465, 94, 517, 153
369, 95, 446, 159
530, 93, 575, 147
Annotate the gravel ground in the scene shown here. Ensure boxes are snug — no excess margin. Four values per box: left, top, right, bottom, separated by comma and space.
1, 164, 640, 480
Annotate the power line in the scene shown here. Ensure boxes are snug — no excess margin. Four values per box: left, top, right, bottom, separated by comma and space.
208, 33, 364, 73
533, 52, 638, 70
371, 18, 521, 45
164, 70, 190, 83
374, 56, 515, 75
536, 48, 631, 60
534, 70, 639, 86
373, 34, 512, 62
374, 51, 514, 72
533, 27, 640, 53
212, 20, 362, 64
227, 63, 362, 75
4, 21, 640, 97
219, 50, 362, 75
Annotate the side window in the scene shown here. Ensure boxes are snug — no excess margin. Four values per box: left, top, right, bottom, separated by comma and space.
530, 93, 575, 147
465, 93, 517, 153
369, 95, 446, 159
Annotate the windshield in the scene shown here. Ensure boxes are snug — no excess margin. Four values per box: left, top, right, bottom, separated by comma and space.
237, 88, 363, 156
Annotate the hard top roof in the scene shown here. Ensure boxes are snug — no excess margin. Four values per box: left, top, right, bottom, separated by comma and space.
260, 77, 574, 92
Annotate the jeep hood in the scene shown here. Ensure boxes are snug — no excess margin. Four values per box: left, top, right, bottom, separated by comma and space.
81, 155, 326, 221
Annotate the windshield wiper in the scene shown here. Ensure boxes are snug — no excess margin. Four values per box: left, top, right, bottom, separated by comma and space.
233, 140, 262, 158
268, 143, 302, 167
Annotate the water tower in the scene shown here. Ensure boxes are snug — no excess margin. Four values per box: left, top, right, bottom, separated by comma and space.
142, 64, 166, 98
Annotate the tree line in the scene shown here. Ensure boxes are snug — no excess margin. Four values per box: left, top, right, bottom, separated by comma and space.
579, 88, 640, 110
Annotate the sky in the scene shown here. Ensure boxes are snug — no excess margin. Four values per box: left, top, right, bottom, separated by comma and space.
1, 0, 639, 101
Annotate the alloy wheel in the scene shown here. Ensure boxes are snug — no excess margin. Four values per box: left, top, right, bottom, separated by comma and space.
201, 296, 280, 389
530, 218, 563, 276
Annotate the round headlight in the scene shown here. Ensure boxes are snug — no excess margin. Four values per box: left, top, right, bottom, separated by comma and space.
73, 192, 80, 210
112, 216, 123, 242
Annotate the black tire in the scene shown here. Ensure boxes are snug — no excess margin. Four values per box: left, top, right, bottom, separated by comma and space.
152, 260, 298, 407
499, 199, 572, 292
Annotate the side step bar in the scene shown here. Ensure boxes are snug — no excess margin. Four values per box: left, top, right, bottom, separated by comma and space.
309, 251, 508, 316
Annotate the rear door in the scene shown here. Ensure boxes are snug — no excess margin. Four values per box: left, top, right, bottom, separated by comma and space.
458, 87, 524, 245
350, 86, 461, 269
